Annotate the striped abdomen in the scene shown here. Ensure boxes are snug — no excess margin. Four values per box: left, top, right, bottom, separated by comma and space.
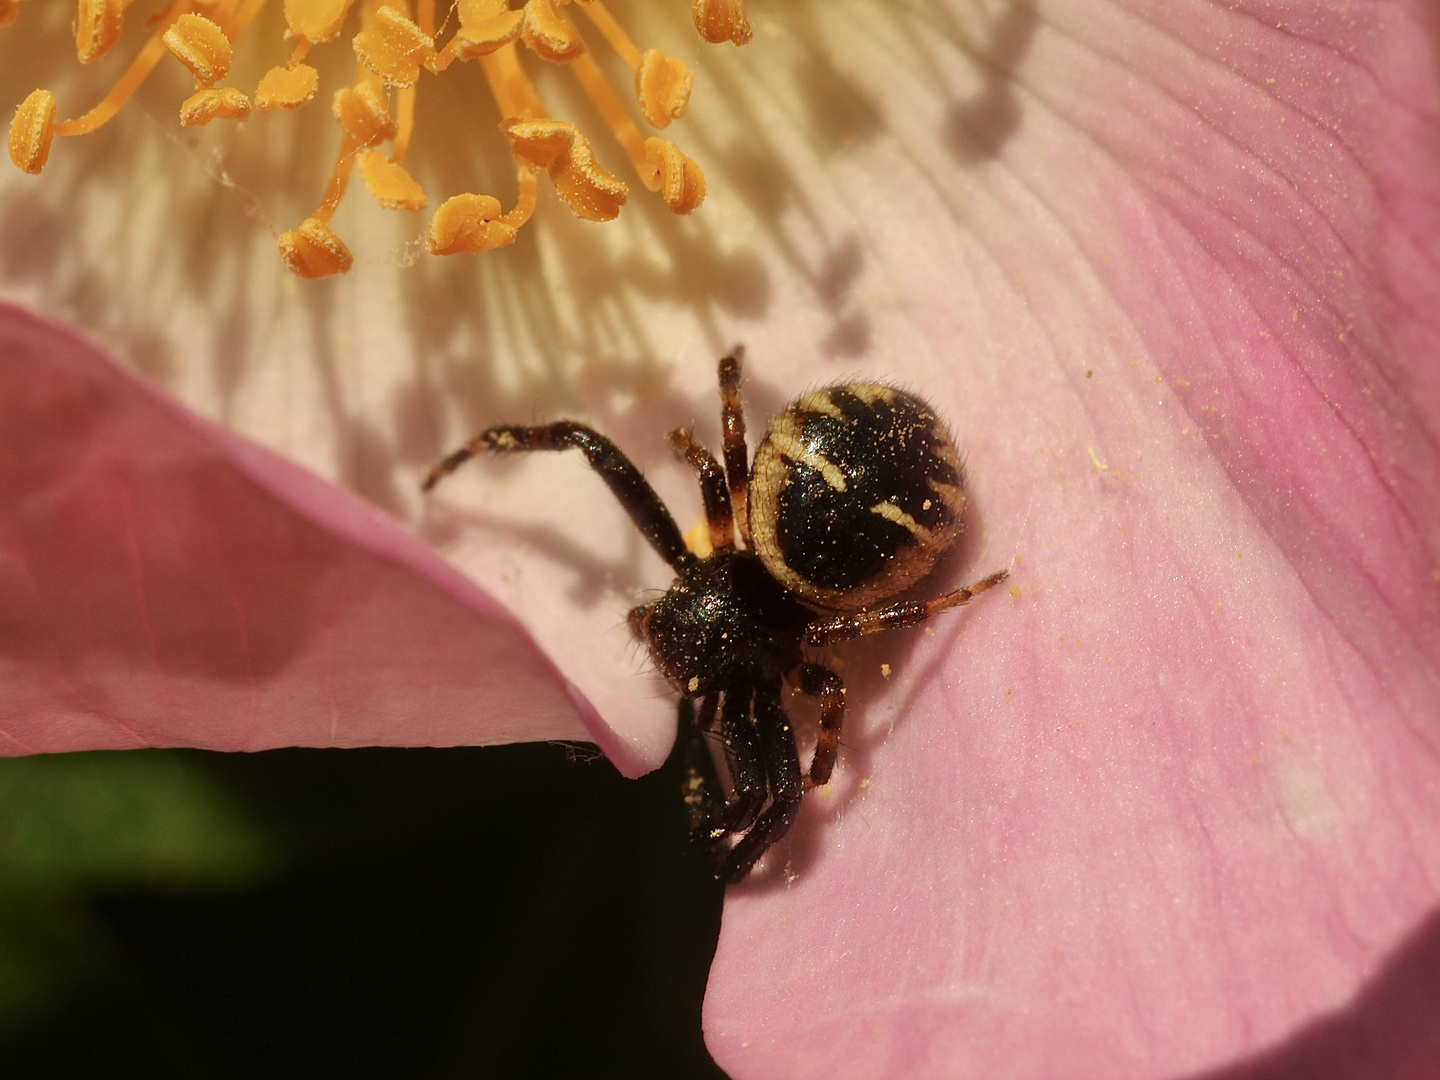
749, 383, 966, 611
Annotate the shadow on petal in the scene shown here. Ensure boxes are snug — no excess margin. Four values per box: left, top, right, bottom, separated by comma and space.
1190, 906, 1440, 1080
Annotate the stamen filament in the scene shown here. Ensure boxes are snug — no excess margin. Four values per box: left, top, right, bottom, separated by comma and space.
53, 0, 190, 137
314, 132, 361, 223
477, 41, 547, 120
578, 1, 642, 70
501, 166, 538, 228
394, 85, 417, 162
567, 49, 649, 182
394, 0, 435, 161
220, 0, 272, 43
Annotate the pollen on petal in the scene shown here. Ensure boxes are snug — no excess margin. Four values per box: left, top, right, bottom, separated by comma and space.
353, 6, 435, 88
255, 65, 320, 111
360, 149, 427, 210
8, 89, 56, 174
332, 84, 398, 146
179, 87, 251, 127
635, 49, 692, 129
505, 118, 627, 221
521, 0, 584, 63
163, 14, 234, 87
644, 137, 704, 213
278, 216, 354, 278
284, 0, 357, 44
74, 0, 126, 64
427, 193, 517, 255
692, 0, 751, 45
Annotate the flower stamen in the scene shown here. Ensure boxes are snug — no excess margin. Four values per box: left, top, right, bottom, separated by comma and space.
164, 12, 256, 125
8, 0, 731, 274
52, 0, 193, 138
75, 0, 129, 64
577, 3, 691, 129
692, 0, 750, 45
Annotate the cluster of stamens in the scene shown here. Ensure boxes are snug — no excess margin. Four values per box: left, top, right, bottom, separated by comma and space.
5, 0, 753, 276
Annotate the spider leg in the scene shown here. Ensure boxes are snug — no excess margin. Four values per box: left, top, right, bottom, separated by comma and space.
424, 421, 690, 571
679, 696, 721, 837
694, 687, 767, 845
718, 678, 803, 884
805, 568, 1010, 647
717, 349, 751, 546
694, 692, 720, 733
668, 428, 734, 552
797, 663, 846, 789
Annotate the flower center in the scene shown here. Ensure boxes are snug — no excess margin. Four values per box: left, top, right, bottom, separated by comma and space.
4, 0, 752, 277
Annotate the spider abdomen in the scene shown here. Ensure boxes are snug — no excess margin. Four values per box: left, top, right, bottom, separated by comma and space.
749, 383, 966, 611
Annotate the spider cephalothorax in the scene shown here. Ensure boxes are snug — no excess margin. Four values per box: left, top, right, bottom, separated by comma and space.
424, 350, 1007, 882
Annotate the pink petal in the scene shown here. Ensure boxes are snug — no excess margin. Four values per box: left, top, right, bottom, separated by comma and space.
0, 303, 593, 754
704, 2, 1440, 1078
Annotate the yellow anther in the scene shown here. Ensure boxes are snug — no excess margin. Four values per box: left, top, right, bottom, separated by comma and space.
505, 118, 626, 221
505, 118, 579, 170
427, 193, 518, 255
635, 49, 692, 129
332, 83, 397, 147
277, 216, 353, 278
353, 6, 435, 88
75, 0, 127, 64
643, 137, 704, 213
255, 64, 320, 111
178, 87, 251, 126
692, 0, 751, 44
163, 14, 234, 87
284, 0, 356, 44
8, 89, 56, 174
458, 0, 508, 28
452, 0, 525, 59
359, 150, 426, 210
561, 48, 700, 215
521, 0, 583, 63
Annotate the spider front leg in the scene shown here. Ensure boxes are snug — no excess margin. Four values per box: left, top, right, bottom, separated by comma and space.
694, 687, 767, 845
718, 678, 803, 883
717, 349, 751, 546
668, 428, 734, 553
680, 696, 720, 836
423, 421, 690, 570
805, 568, 1010, 647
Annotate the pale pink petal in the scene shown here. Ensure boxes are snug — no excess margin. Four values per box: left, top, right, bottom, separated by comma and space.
704, 2, 1440, 1078
0, 303, 594, 755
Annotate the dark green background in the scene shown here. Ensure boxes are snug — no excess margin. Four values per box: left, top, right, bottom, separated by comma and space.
0, 742, 729, 1078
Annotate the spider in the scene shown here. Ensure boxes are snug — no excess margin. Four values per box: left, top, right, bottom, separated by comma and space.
423, 350, 1008, 882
